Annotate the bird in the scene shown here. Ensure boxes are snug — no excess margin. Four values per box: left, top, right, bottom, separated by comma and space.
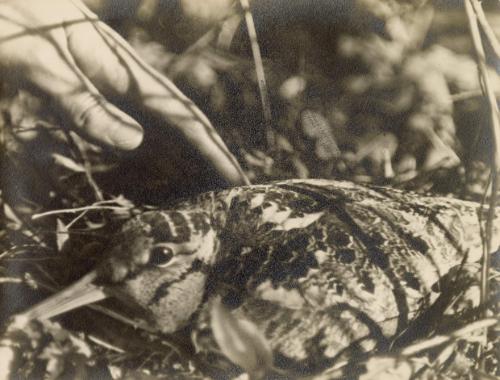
11, 179, 500, 378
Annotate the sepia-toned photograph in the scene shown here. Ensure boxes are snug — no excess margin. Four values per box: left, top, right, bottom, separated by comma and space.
0, 0, 499, 378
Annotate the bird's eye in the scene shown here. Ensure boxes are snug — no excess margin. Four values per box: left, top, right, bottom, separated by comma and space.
149, 246, 174, 267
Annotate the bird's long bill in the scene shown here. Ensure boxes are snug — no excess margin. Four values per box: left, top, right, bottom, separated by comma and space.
15, 270, 108, 324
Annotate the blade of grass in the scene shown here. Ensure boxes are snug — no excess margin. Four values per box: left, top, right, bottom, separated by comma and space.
465, 0, 500, 369
401, 317, 499, 356
469, 0, 500, 59
63, 130, 104, 202
31, 205, 129, 220
317, 318, 499, 379
239, 0, 274, 149
465, 0, 500, 306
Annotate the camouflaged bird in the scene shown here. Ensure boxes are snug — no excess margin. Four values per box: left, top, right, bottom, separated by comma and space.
15, 179, 500, 378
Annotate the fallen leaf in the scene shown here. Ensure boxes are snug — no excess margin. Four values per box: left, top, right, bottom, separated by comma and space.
52, 153, 85, 173
210, 298, 273, 379
360, 356, 415, 380
56, 219, 69, 252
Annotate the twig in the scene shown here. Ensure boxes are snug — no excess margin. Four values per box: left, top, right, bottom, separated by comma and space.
315, 317, 499, 380
465, 0, 500, 303
450, 89, 500, 102
465, 0, 500, 368
239, 0, 274, 149
87, 335, 125, 353
469, 0, 500, 59
217, 13, 243, 50
183, 10, 240, 54
65, 208, 91, 230
0, 277, 23, 284
465, 0, 500, 169
0, 244, 52, 260
63, 130, 104, 202
4, 203, 47, 247
32, 203, 131, 220
401, 317, 498, 356
4, 258, 58, 262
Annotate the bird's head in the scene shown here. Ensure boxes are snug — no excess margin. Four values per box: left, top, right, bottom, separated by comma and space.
15, 210, 219, 334
98, 209, 219, 332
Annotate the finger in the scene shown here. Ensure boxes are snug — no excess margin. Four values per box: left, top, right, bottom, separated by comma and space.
33, 38, 143, 150
103, 26, 250, 186
64, 5, 249, 185
43, 48, 144, 150
64, 18, 131, 97
0, 16, 143, 150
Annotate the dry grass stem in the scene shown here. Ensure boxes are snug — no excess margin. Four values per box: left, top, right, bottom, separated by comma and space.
240, 0, 274, 149
469, 0, 500, 58
31, 203, 132, 220
465, 0, 500, 315
401, 317, 499, 356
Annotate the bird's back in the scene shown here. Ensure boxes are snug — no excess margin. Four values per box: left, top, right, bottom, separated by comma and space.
177, 179, 499, 374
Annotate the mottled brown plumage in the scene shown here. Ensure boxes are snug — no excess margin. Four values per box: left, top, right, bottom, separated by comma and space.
15, 179, 500, 377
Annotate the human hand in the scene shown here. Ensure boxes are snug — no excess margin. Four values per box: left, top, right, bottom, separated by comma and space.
0, 0, 248, 185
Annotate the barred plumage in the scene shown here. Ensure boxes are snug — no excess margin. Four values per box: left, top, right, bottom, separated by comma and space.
15, 179, 500, 377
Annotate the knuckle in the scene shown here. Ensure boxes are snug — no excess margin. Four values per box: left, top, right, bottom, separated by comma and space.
67, 91, 102, 129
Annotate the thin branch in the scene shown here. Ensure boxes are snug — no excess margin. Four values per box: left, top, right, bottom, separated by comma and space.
4, 203, 47, 247
465, 1, 500, 369
239, 0, 274, 149
87, 335, 125, 354
0, 277, 23, 284
465, 0, 500, 307
401, 317, 499, 356
32, 204, 131, 220
319, 318, 499, 379
470, 0, 500, 59
466, 0, 500, 169
63, 130, 104, 202
450, 89, 500, 102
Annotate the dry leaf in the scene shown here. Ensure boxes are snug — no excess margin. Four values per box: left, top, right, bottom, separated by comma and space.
210, 298, 273, 379
359, 356, 415, 380
4, 203, 22, 230
56, 219, 69, 252
301, 110, 340, 160
52, 153, 85, 173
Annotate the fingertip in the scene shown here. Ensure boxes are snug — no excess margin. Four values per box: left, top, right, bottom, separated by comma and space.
224, 169, 251, 186
106, 117, 144, 151
83, 105, 144, 151
64, 92, 144, 151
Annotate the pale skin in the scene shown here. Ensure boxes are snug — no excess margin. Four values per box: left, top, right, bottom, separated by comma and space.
0, 0, 249, 185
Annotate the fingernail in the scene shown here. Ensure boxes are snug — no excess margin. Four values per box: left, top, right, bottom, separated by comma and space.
109, 119, 144, 150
